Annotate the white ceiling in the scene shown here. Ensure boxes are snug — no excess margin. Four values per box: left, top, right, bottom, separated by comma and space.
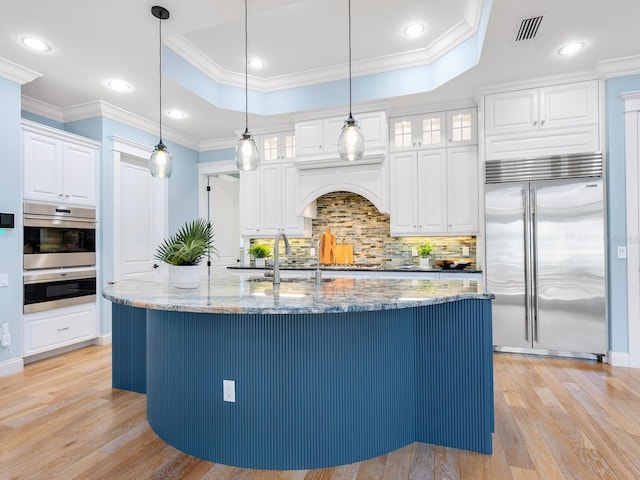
2, 0, 640, 147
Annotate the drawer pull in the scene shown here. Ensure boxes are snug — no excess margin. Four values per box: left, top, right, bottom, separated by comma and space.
57, 326, 70, 332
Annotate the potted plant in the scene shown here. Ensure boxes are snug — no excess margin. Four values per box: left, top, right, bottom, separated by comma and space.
154, 218, 217, 288
248, 244, 271, 268
417, 241, 434, 268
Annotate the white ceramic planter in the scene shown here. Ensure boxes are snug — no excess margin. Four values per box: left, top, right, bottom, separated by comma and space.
419, 257, 431, 268
255, 258, 265, 268
170, 264, 201, 289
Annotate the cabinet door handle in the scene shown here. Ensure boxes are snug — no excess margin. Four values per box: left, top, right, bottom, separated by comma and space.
58, 193, 64, 197
57, 326, 70, 332
532, 121, 538, 126
540, 120, 545, 126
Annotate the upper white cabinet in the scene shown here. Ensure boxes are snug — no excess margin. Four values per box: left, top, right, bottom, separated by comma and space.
390, 111, 446, 151
240, 162, 312, 238
260, 131, 295, 162
446, 108, 477, 147
389, 146, 478, 236
390, 107, 477, 152
484, 80, 600, 159
295, 110, 387, 164
22, 121, 99, 206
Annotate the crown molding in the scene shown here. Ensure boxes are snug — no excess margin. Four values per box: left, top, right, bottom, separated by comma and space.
167, 0, 482, 93
22, 98, 200, 151
597, 55, 640, 80
21, 95, 65, 122
199, 137, 238, 151
0, 56, 42, 85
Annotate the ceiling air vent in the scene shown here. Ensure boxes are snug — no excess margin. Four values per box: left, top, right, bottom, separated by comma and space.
514, 16, 544, 42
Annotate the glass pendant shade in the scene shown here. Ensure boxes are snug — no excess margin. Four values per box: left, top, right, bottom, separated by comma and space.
235, 130, 260, 171
150, 142, 172, 178
338, 116, 364, 162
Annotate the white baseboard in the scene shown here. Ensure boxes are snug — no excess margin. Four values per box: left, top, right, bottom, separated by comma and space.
0, 357, 24, 377
94, 333, 112, 346
608, 350, 631, 367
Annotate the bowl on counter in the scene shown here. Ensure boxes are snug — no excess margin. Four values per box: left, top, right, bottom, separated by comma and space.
434, 260, 471, 270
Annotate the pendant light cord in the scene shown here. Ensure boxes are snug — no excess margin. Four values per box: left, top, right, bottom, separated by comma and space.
348, 0, 353, 118
158, 13, 163, 144
244, 0, 249, 133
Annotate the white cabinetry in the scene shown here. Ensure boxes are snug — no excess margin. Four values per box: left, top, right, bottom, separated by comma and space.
390, 107, 477, 152
390, 150, 447, 234
22, 121, 99, 206
295, 110, 387, 164
240, 163, 312, 238
260, 131, 295, 162
446, 147, 479, 232
390, 146, 478, 236
23, 303, 97, 357
484, 80, 599, 159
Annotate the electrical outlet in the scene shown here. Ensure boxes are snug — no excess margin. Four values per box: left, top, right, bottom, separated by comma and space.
1, 323, 9, 334
309, 247, 316, 257
462, 247, 470, 256
618, 246, 627, 259
0, 273, 8, 287
1, 333, 11, 347
223, 379, 235, 402
411, 246, 418, 257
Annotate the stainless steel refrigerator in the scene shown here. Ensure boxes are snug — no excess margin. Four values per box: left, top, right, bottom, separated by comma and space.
485, 153, 607, 358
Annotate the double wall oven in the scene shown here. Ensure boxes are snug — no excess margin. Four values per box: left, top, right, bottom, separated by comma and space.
23, 202, 97, 313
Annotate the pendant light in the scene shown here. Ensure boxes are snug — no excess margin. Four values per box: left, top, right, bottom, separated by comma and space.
235, 0, 259, 171
338, 0, 364, 162
149, 6, 172, 178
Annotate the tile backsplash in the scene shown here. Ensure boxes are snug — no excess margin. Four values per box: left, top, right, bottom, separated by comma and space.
250, 191, 476, 267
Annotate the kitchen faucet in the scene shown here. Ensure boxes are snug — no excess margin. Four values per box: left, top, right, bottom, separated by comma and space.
273, 231, 292, 285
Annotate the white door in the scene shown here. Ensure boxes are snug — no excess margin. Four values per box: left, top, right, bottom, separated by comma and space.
116, 154, 166, 280
209, 175, 240, 271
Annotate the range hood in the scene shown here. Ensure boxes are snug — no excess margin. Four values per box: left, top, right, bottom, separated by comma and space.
295, 153, 385, 170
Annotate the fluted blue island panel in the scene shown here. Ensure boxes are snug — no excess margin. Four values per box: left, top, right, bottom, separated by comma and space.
105, 274, 493, 470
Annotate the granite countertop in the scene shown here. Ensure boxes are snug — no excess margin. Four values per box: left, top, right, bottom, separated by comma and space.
227, 265, 483, 273
103, 271, 493, 315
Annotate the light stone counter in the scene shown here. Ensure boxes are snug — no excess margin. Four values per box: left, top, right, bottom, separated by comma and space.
102, 271, 492, 315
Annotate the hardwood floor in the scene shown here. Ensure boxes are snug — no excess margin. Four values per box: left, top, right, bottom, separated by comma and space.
1, 345, 640, 479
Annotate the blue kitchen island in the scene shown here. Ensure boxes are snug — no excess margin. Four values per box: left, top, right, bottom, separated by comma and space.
103, 273, 494, 470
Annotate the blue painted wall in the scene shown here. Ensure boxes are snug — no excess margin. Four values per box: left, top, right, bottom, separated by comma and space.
605, 74, 640, 354
198, 147, 236, 163
21, 110, 64, 130
0, 77, 23, 365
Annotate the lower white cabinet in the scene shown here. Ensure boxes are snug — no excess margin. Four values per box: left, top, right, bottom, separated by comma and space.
390, 146, 478, 235
240, 163, 312, 237
23, 303, 97, 357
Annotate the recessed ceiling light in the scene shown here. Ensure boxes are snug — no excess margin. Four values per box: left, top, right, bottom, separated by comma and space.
558, 41, 585, 56
106, 79, 132, 93
167, 110, 187, 120
248, 57, 265, 69
21, 36, 51, 52
403, 23, 425, 38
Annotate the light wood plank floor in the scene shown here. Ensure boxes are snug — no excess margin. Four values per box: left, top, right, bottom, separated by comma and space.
1, 345, 640, 479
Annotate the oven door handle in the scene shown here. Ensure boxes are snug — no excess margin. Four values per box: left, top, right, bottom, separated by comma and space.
24, 215, 97, 229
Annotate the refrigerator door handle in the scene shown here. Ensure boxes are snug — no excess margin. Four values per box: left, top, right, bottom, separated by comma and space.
523, 186, 531, 343
531, 187, 540, 343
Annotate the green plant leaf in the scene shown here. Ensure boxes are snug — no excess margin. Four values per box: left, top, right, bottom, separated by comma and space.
154, 218, 219, 266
